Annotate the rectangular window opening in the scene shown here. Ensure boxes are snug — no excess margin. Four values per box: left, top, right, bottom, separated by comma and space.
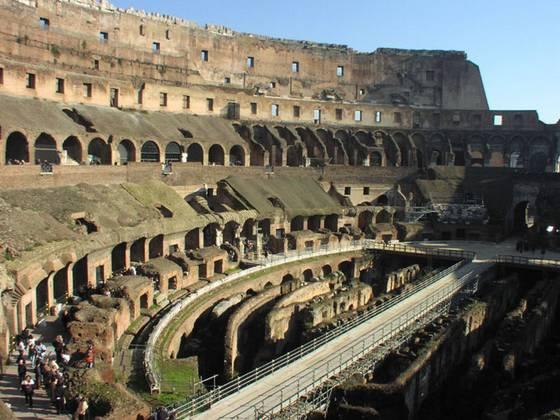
336, 65, 344, 77
344, 186, 351, 195
394, 112, 402, 123
26, 73, 36, 89
375, 111, 382, 123
291, 61, 299, 73
426, 70, 435, 81
39, 17, 50, 30
55, 78, 64, 94
354, 110, 362, 122
83, 83, 92, 98
160, 92, 167, 107
335, 108, 343, 121
313, 109, 321, 124
110, 88, 119, 108
139, 24, 145, 36
272, 104, 279, 117
137, 88, 143, 105
0, 68, 4, 85
224, 76, 231, 84
99, 32, 109, 43
250, 102, 257, 115
152, 42, 160, 53
201, 50, 209, 62
363, 187, 370, 195
206, 98, 214, 111
247, 56, 255, 68
183, 95, 190, 110
493, 114, 503, 126
293, 105, 300, 118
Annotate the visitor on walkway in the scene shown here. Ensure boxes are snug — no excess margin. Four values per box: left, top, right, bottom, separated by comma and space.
17, 358, 27, 383
54, 378, 66, 414
20, 375, 35, 408
85, 343, 95, 368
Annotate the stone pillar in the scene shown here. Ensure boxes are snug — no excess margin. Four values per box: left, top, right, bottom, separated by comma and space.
142, 240, 149, 262
66, 263, 74, 297
216, 227, 224, 247
124, 244, 131, 269
47, 272, 55, 309
256, 233, 263, 256
319, 216, 325, 230
303, 217, 308, 231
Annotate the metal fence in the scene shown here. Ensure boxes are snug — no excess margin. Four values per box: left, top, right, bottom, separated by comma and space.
172, 258, 468, 417
145, 239, 475, 395
495, 254, 560, 270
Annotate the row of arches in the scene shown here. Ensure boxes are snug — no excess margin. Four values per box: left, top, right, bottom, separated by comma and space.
4, 131, 247, 166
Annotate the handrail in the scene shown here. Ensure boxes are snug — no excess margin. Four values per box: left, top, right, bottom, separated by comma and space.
495, 254, 560, 269
171, 257, 467, 416
146, 239, 475, 395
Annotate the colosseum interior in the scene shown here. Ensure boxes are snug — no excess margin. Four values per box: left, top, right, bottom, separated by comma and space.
0, 0, 559, 419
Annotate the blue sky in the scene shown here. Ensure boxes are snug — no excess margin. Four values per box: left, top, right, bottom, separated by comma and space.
112, 0, 559, 123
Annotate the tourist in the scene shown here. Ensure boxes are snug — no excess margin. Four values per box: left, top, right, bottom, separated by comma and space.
28, 342, 37, 368
84, 343, 95, 368
35, 340, 47, 363
54, 378, 66, 414
53, 335, 65, 364
21, 375, 35, 408
17, 358, 27, 383
74, 396, 89, 420
34, 360, 43, 388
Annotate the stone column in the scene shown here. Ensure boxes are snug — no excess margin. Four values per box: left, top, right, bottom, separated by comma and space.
47, 272, 55, 309
66, 263, 75, 297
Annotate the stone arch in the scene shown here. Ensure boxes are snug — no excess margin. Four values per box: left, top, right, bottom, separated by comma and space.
392, 132, 412, 166
229, 145, 245, 166
141, 140, 161, 162
186, 143, 204, 163
223, 221, 239, 244
5, 131, 29, 164
185, 228, 201, 250
487, 136, 506, 167
290, 216, 305, 232
376, 195, 389, 206
53, 267, 69, 302
358, 211, 373, 231
118, 139, 136, 164
281, 273, 295, 294
264, 281, 274, 290
203, 223, 220, 247
208, 144, 225, 165
325, 214, 339, 232
370, 151, 383, 167
62, 136, 82, 164
88, 138, 111, 164
528, 152, 548, 173
35, 133, 59, 164
338, 261, 353, 279
322, 265, 332, 277
376, 209, 392, 224
241, 219, 256, 239
130, 237, 147, 263
303, 269, 314, 282
165, 141, 182, 162
111, 242, 127, 273
286, 144, 304, 167
149, 234, 164, 259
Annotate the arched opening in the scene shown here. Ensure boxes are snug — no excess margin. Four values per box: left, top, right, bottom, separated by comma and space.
259, 219, 271, 236
35, 133, 58, 164
431, 149, 443, 166
185, 228, 200, 250
229, 145, 245, 166
264, 281, 273, 290
36, 277, 49, 316
130, 238, 147, 263
53, 268, 68, 302
111, 242, 127, 273
376, 209, 392, 224
376, 195, 389, 206
208, 144, 225, 165
287, 145, 304, 167
358, 211, 373, 231
529, 152, 547, 173
338, 261, 353, 280
246, 288, 257, 297
308, 215, 322, 232
187, 143, 204, 163
325, 214, 339, 232
322, 265, 332, 277
203, 223, 219, 247
5, 132, 29, 164
509, 152, 521, 168
88, 138, 111, 164
223, 221, 239, 244
370, 152, 382, 167
168, 276, 178, 291
118, 140, 136, 164
290, 216, 305, 232
242, 219, 256, 239
513, 201, 535, 233
165, 142, 182, 162
62, 136, 82, 164
149, 234, 164, 259
141, 141, 161, 162
72, 257, 87, 294
303, 269, 313, 282
140, 293, 149, 309
281, 274, 295, 294
416, 149, 424, 168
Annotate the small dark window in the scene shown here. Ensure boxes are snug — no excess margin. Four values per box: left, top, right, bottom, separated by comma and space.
83, 83, 92, 98
224, 77, 231, 84
335, 108, 343, 120
183, 95, 190, 110
271, 104, 279, 117
55, 78, 64, 93
359, 88, 365, 95
206, 98, 214, 111
99, 32, 109, 43
247, 56, 255, 68
394, 112, 402, 123
165, 29, 170, 40
139, 24, 145, 36
201, 50, 209, 62
291, 61, 299, 73
137, 88, 143, 105
363, 187, 370, 195
160, 92, 167, 107
110, 88, 119, 107
336, 65, 344, 77
26, 73, 36, 89
93, 59, 100, 70
39, 17, 50, 30
293, 105, 301, 118
344, 186, 351, 195
426, 70, 435, 81
0, 68, 4, 85
270, 81, 276, 89
250, 102, 257, 115
152, 42, 160, 53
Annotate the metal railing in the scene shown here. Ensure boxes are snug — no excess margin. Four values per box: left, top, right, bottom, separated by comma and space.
495, 254, 560, 270
216, 261, 486, 419
146, 239, 475, 394
172, 258, 468, 417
